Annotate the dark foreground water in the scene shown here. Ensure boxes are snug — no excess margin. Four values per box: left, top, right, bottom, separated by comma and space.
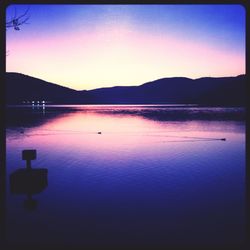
5, 105, 246, 248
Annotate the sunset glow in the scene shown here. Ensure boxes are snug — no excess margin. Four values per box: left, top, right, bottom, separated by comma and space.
6, 4, 245, 90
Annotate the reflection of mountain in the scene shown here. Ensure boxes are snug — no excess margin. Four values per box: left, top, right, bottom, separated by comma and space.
6, 73, 245, 106
96, 107, 245, 121
6, 106, 245, 134
6, 106, 77, 129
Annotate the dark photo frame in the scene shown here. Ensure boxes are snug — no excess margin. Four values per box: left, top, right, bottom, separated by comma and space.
1, 1, 249, 250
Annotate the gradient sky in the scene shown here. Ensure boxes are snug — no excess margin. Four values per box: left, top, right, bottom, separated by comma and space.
6, 4, 245, 90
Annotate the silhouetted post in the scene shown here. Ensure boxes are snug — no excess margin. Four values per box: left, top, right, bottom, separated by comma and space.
24, 194, 37, 211
10, 149, 48, 211
22, 150, 36, 170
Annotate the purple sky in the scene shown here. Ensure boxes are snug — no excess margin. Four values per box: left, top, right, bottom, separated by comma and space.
6, 4, 245, 90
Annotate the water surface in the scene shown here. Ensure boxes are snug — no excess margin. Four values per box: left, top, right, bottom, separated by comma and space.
5, 105, 246, 248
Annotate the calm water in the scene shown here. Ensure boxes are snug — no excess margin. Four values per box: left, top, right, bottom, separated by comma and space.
5, 105, 246, 248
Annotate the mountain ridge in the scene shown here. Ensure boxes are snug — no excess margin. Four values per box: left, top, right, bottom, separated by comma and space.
6, 72, 246, 106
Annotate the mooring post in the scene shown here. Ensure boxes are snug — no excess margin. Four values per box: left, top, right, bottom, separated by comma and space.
26, 159, 31, 170
22, 150, 37, 170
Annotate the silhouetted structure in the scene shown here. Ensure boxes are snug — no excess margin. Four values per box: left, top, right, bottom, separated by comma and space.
9, 150, 48, 211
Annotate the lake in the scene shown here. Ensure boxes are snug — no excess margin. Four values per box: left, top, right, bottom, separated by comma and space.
5, 105, 246, 249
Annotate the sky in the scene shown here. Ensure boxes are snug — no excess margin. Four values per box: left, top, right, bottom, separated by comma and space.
6, 4, 245, 90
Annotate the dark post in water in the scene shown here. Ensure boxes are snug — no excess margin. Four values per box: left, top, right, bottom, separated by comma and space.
22, 150, 36, 170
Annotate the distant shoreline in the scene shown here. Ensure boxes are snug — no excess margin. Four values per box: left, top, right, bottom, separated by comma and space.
6, 104, 245, 108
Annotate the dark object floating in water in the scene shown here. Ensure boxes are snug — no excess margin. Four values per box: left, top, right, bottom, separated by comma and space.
221, 138, 226, 141
10, 168, 48, 194
97, 132, 102, 134
9, 149, 48, 211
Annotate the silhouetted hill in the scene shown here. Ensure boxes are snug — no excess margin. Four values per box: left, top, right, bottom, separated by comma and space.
6, 72, 246, 106
85, 75, 246, 105
6, 73, 85, 104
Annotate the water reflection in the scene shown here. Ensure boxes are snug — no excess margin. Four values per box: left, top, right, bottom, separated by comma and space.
9, 150, 48, 211
6, 106, 245, 144
6, 105, 245, 130
5, 105, 245, 248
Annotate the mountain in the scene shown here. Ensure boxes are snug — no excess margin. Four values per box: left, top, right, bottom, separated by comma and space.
5, 73, 86, 104
85, 75, 246, 105
6, 72, 246, 106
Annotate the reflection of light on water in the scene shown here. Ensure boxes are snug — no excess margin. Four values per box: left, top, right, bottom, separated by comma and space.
30, 102, 46, 112
5, 106, 245, 153
5, 106, 246, 247
6, 107, 245, 159
42, 105, 45, 115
